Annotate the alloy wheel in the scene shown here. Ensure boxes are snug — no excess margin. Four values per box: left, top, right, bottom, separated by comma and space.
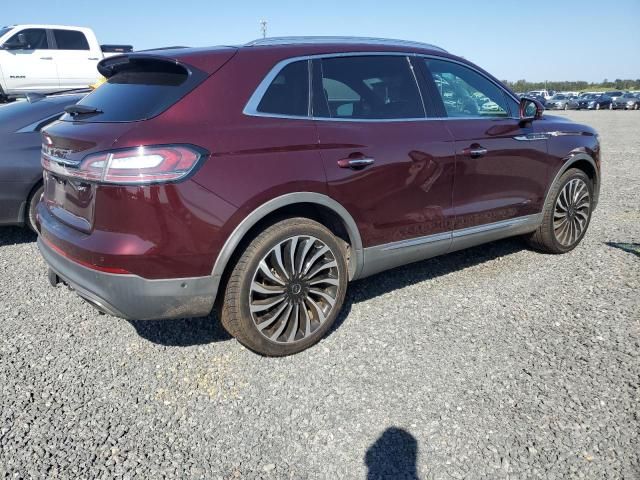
249, 235, 340, 344
553, 178, 591, 247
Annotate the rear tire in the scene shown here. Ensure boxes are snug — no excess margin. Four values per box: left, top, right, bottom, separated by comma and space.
220, 217, 348, 356
26, 184, 44, 233
525, 168, 593, 254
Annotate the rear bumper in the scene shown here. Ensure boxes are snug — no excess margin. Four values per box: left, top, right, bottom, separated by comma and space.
38, 236, 218, 320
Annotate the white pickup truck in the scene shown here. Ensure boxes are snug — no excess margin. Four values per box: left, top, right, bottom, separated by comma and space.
0, 24, 132, 100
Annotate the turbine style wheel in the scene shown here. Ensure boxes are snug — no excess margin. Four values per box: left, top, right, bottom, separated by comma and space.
220, 217, 348, 356
553, 178, 591, 247
596, 103, 600, 110
249, 235, 340, 344
525, 168, 594, 253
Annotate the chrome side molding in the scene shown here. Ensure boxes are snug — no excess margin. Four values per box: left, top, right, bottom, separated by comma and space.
360, 214, 542, 278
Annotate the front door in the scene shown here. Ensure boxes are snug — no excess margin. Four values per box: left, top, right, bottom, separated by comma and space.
312, 55, 456, 275
420, 58, 550, 230
0, 28, 58, 93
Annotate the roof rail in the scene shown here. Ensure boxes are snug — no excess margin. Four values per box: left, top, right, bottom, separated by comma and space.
245, 36, 447, 53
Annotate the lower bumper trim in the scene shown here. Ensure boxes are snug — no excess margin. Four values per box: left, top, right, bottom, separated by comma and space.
38, 237, 218, 320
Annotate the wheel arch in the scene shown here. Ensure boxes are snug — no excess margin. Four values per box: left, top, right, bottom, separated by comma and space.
211, 192, 364, 302
544, 153, 600, 209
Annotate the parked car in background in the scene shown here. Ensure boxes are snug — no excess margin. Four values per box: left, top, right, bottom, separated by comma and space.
37, 37, 600, 356
0, 24, 131, 101
603, 91, 624, 103
545, 94, 578, 110
0, 90, 88, 231
528, 89, 555, 100
523, 92, 546, 106
612, 92, 640, 110
576, 94, 612, 110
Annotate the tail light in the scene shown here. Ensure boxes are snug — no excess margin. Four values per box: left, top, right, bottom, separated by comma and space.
42, 144, 206, 185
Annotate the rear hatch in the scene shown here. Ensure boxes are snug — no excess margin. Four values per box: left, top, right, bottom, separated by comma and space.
41, 48, 236, 232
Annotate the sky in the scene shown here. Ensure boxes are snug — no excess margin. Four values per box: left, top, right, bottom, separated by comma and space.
3, 0, 639, 82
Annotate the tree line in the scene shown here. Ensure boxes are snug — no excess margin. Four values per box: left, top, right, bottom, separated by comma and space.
502, 79, 640, 92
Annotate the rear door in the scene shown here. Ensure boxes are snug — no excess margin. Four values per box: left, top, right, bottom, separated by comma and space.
0, 28, 58, 93
50, 29, 98, 88
312, 54, 456, 273
420, 57, 550, 231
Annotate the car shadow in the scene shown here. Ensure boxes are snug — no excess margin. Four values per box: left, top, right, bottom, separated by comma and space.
328, 237, 526, 336
130, 237, 526, 348
0, 226, 37, 247
606, 242, 640, 258
128, 315, 232, 347
365, 427, 419, 479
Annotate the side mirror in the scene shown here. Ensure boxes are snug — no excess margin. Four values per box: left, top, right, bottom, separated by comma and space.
2, 33, 28, 50
519, 96, 544, 122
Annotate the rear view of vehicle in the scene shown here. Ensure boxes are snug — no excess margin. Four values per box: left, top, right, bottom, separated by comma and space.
38, 49, 237, 320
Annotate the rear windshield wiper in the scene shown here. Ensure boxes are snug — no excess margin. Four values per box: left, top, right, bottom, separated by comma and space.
64, 104, 103, 116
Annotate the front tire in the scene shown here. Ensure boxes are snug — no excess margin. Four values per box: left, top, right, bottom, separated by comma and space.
526, 168, 593, 254
220, 217, 348, 356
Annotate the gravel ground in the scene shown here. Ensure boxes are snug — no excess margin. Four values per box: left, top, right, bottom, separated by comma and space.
1, 110, 638, 479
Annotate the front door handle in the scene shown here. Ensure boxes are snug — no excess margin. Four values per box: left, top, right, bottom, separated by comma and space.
462, 145, 488, 159
337, 157, 375, 169
40, 56, 53, 60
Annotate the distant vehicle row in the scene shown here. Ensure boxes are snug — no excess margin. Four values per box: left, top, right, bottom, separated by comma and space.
516, 90, 640, 111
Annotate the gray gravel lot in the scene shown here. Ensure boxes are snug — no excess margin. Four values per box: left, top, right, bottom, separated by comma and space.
1, 110, 638, 479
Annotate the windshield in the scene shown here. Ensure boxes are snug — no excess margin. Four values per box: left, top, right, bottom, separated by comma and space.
553, 95, 567, 100
0, 27, 13, 39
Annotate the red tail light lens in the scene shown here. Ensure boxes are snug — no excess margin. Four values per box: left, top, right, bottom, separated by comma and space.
42, 145, 206, 185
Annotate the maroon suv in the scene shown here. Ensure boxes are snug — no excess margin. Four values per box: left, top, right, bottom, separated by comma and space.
37, 37, 600, 356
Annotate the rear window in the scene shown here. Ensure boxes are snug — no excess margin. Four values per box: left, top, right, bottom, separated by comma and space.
64, 58, 205, 122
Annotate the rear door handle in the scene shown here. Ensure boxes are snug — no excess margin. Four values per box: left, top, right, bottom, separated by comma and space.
337, 157, 375, 169
462, 145, 488, 159
40, 57, 53, 60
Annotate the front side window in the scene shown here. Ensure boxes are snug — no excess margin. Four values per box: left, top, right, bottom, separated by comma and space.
316, 55, 425, 120
256, 60, 309, 117
425, 59, 514, 118
53, 29, 90, 50
8, 28, 49, 49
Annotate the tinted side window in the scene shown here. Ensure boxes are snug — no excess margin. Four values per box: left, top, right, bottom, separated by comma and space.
8, 29, 49, 49
257, 60, 309, 116
425, 59, 515, 118
53, 30, 90, 50
317, 56, 425, 120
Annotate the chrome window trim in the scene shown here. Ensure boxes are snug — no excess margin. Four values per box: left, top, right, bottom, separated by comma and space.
243, 51, 521, 123
244, 51, 430, 121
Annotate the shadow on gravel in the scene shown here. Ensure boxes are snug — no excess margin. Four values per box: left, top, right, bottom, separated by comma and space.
128, 314, 231, 347
0, 226, 36, 247
129, 238, 524, 348
330, 237, 525, 335
606, 242, 640, 258
365, 427, 419, 479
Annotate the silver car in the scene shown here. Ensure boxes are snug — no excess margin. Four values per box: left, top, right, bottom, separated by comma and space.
545, 94, 579, 110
